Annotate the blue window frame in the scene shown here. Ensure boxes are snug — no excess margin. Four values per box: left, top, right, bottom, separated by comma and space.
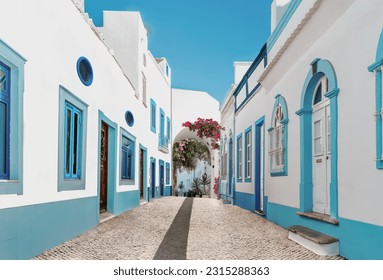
236, 133, 243, 182
76, 56, 93, 86
150, 99, 156, 133
159, 108, 167, 149
0, 40, 26, 195
166, 162, 170, 185
244, 126, 252, 182
0, 62, 10, 180
268, 94, 289, 176
64, 101, 83, 179
58, 86, 88, 191
120, 128, 136, 184
167, 117, 171, 142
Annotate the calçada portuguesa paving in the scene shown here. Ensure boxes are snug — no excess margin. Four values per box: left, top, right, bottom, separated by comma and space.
34, 197, 344, 260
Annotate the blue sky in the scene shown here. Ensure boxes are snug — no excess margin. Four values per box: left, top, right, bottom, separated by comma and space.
85, 0, 272, 104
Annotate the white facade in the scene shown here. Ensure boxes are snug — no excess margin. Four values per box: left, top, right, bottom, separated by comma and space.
0, 0, 173, 259
223, 0, 383, 259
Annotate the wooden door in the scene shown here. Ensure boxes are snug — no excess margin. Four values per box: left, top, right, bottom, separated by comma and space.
100, 121, 108, 213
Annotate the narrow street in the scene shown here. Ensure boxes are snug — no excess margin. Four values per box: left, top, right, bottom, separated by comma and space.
34, 197, 343, 260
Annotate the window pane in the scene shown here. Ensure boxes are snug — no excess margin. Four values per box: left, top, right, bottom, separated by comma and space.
73, 113, 79, 176
315, 139, 322, 154
314, 120, 321, 138
121, 147, 127, 179
127, 152, 132, 179
313, 84, 322, 105
65, 108, 72, 175
0, 69, 7, 92
0, 102, 6, 174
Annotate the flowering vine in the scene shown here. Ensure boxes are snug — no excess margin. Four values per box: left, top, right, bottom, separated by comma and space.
213, 176, 220, 199
182, 118, 225, 149
172, 138, 211, 171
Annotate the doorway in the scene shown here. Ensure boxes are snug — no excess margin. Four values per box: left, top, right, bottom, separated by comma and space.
100, 121, 109, 213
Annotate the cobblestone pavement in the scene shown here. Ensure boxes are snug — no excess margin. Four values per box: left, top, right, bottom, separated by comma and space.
35, 197, 344, 260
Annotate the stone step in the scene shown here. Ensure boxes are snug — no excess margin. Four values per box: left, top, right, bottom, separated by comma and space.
288, 225, 339, 256
253, 210, 266, 216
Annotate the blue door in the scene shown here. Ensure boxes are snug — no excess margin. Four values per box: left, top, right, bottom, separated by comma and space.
151, 161, 156, 199
255, 118, 265, 213
159, 161, 164, 196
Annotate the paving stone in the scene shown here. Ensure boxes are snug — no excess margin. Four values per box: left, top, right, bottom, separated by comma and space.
34, 197, 344, 260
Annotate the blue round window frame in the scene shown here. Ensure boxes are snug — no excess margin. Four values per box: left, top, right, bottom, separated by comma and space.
125, 111, 134, 127
77, 56, 93, 86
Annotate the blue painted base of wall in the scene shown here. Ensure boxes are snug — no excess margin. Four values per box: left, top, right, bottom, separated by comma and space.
268, 202, 383, 260
111, 190, 140, 215
234, 191, 255, 212
164, 185, 172, 196
0, 196, 99, 260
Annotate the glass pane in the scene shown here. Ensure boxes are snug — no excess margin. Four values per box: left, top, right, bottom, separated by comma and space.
0, 69, 7, 92
314, 120, 321, 138
327, 115, 331, 153
313, 83, 322, 105
121, 148, 127, 179
65, 108, 72, 175
0, 102, 6, 174
127, 153, 132, 179
73, 113, 79, 176
315, 138, 322, 154
79, 61, 90, 82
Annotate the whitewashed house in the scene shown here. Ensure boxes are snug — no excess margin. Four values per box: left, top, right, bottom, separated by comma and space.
223, 0, 383, 259
0, 0, 172, 259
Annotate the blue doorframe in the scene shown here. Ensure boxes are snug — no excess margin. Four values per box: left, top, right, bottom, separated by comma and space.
139, 144, 148, 202
150, 157, 156, 199
255, 116, 266, 214
159, 159, 164, 196
228, 136, 233, 199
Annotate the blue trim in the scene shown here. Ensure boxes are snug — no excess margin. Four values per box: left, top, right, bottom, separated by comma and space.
254, 116, 266, 214
0, 62, 10, 180
58, 86, 88, 191
269, 94, 289, 176
150, 99, 156, 133
97, 111, 118, 214
369, 29, 383, 169
0, 40, 25, 195
166, 117, 171, 142
236, 133, 243, 182
244, 126, 252, 182
76, 56, 93, 86
139, 144, 148, 202
234, 191, 255, 212
0, 196, 99, 260
125, 110, 134, 127
267, 0, 302, 53
120, 128, 136, 185
296, 59, 339, 219
267, 202, 383, 260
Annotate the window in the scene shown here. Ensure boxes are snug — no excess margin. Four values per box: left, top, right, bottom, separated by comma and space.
244, 127, 252, 181
0, 40, 25, 195
142, 72, 147, 106
58, 86, 88, 191
167, 117, 171, 142
221, 138, 227, 179
0, 62, 10, 180
158, 108, 167, 149
64, 102, 83, 179
368, 30, 383, 169
166, 162, 170, 185
313, 76, 328, 106
125, 110, 134, 127
120, 129, 136, 184
150, 99, 156, 133
268, 94, 288, 176
237, 133, 243, 181
76, 57, 93, 86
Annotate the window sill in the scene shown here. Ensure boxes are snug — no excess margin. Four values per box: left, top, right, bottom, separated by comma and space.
244, 178, 252, 182
236, 178, 242, 182
296, 211, 339, 225
270, 170, 287, 177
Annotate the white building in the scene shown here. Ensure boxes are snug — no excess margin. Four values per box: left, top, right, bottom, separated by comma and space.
222, 0, 383, 259
0, 0, 172, 259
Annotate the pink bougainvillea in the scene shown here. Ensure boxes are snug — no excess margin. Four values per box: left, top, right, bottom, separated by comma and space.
213, 176, 220, 199
182, 118, 225, 149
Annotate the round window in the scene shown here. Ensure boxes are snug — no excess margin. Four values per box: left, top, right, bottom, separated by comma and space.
77, 57, 93, 86
125, 111, 134, 127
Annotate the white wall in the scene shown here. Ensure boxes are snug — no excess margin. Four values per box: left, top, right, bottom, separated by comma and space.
261, 0, 383, 225
0, 0, 172, 209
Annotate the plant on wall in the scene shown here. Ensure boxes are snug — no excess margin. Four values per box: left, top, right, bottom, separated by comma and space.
182, 118, 225, 149
213, 176, 220, 199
